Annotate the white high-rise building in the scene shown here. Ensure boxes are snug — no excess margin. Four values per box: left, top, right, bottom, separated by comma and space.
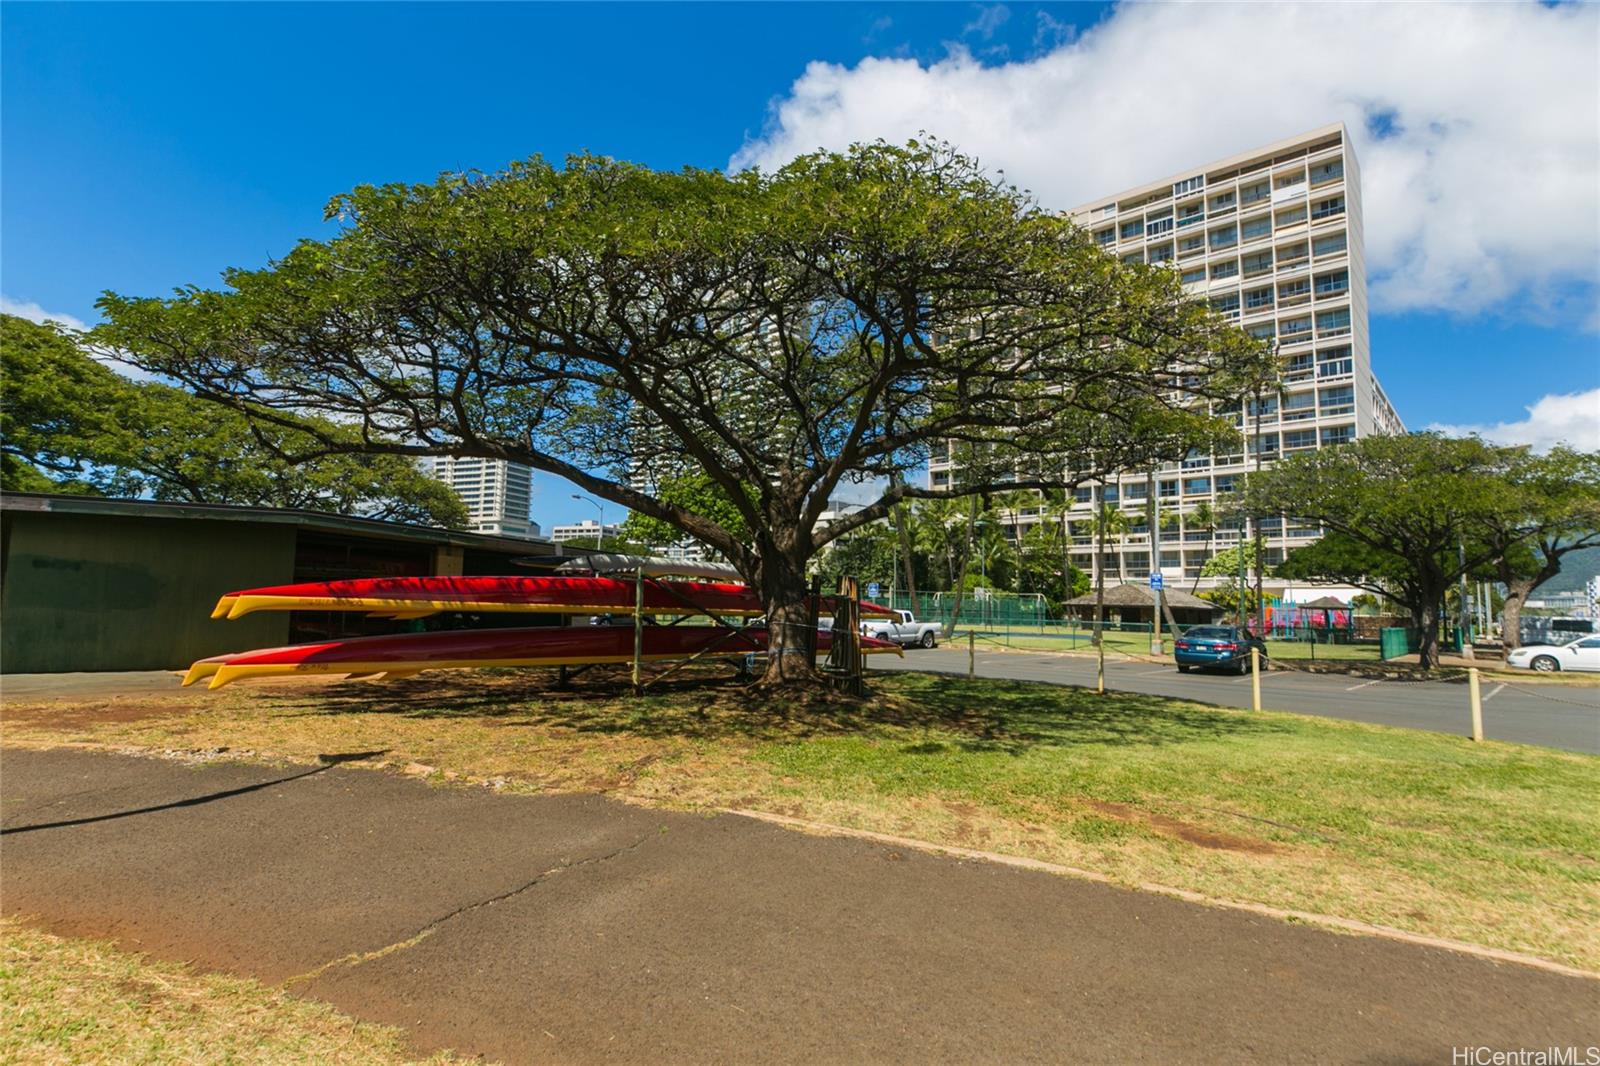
550, 519, 621, 544
422, 457, 540, 540
929, 123, 1404, 589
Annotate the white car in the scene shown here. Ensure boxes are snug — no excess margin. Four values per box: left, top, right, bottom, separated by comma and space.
1503, 635, 1600, 673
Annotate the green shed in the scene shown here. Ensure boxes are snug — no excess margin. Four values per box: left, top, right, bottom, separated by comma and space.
1, 494, 571, 673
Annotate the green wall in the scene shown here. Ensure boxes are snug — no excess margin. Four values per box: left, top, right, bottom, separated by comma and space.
2, 513, 295, 672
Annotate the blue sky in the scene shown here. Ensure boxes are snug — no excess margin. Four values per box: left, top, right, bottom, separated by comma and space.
4, 2, 1597, 529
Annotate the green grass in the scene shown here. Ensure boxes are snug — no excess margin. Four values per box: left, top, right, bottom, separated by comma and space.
4, 668, 1597, 971
0, 918, 469, 1065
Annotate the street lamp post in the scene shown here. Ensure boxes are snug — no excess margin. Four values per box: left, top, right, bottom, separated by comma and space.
571, 494, 605, 549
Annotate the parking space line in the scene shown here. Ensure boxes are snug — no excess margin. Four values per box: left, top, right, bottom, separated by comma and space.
1482, 683, 1506, 703
1345, 678, 1383, 692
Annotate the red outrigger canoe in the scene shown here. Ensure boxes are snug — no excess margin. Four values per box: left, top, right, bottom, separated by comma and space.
184, 624, 901, 689
210, 576, 897, 621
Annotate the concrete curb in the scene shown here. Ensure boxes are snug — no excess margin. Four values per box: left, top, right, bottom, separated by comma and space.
724, 807, 1600, 983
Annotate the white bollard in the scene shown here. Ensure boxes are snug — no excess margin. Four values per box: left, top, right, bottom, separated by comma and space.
1469, 667, 1483, 742
1250, 647, 1262, 712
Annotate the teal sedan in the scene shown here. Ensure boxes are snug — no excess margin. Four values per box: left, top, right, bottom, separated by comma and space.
1174, 626, 1268, 674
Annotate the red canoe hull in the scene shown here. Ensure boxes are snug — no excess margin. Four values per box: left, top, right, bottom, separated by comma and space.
185, 624, 900, 688
211, 575, 895, 620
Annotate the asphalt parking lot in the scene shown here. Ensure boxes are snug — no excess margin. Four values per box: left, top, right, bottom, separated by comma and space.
868, 646, 1600, 753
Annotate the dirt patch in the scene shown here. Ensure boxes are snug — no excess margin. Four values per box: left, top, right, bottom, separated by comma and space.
1086, 799, 1278, 855
1, 700, 186, 729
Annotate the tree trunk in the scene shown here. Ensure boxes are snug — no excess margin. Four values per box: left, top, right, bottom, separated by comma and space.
942, 495, 980, 638
757, 548, 820, 687
1093, 498, 1107, 650
1417, 599, 1443, 671
888, 475, 920, 618
893, 505, 919, 618
1499, 579, 1534, 650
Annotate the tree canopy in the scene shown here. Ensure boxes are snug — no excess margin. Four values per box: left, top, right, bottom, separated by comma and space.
1468, 447, 1600, 648
94, 139, 1273, 684
1245, 432, 1529, 668
0, 314, 469, 527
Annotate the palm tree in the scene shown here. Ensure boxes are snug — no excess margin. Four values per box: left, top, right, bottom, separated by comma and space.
1187, 501, 1218, 593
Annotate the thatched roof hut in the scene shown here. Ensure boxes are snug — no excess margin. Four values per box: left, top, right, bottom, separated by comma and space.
1062, 583, 1222, 625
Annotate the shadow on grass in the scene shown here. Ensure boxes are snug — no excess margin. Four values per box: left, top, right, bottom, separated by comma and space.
246, 666, 1290, 756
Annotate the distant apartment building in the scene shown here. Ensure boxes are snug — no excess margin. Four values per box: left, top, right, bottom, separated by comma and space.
549, 519, 621, 544
421, 457, 541, 540
928, 123, 1404, 589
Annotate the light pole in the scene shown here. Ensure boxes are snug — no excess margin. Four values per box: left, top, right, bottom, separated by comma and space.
571, 493, 605, 549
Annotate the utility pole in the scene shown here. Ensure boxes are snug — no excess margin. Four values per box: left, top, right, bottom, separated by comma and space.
1147, 471, 1162, 655
1459, 542, 1474, 659
1251, 384, 1267, 634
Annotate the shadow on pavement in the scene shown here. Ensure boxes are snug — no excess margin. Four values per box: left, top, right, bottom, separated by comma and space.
0, 750, 387, 835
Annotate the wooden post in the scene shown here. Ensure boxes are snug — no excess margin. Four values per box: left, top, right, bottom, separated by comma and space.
833, 576, 863, 696
967, 631, 975, 680
631, 566, 645, 695
1250, 647, 1261, 712
1468, 667, 1483, 742
806, 575, 821, 668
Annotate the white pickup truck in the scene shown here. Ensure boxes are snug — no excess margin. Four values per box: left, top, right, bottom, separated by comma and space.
861, 609, 943, 649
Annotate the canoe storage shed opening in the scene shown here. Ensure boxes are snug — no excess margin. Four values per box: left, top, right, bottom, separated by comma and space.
1, 493, 578, 673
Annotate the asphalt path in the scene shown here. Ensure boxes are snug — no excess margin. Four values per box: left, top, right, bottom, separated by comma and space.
3, 748, 1597, 1065
868, 646, 1600, 754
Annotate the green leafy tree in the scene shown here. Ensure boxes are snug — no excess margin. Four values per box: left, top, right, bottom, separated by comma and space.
1244, 433, 1524, 669
1199, 542, 1265, 619
1090, 499, 1132, 642
1185, 501, 1218, 592
619, 471, 753, 558
967, 514, 1016, 591
0, 315, 468, 526
96, 140, 1271, 686
1016, 519, 1086, 610
1472, 447, 1600, 648
813, 525, 903, 592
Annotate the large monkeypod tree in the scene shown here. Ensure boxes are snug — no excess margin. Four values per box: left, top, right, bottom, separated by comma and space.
1244, 432, 1527, 670
96, 141, 1271, 686
1475, 447, 1600, 648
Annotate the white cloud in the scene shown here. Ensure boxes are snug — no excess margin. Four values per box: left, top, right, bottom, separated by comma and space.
1, 294, 160, 382
963, 4, 1009, 40
1, 295, 89, 334
1429, 389, 1600, 452
733, 3, 1599, 325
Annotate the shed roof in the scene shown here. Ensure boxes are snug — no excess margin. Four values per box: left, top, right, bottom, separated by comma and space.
1062, 583, 1217, 610
0, 492, 566, 558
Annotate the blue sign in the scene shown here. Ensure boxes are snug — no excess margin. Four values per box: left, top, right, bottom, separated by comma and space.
866, 582, 881, 599
1149, 572, 1164, 591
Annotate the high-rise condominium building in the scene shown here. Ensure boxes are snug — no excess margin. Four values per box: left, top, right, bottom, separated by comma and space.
550, 519, 621, 544
421, 457, 541, 540
928, 123, 1404, 588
